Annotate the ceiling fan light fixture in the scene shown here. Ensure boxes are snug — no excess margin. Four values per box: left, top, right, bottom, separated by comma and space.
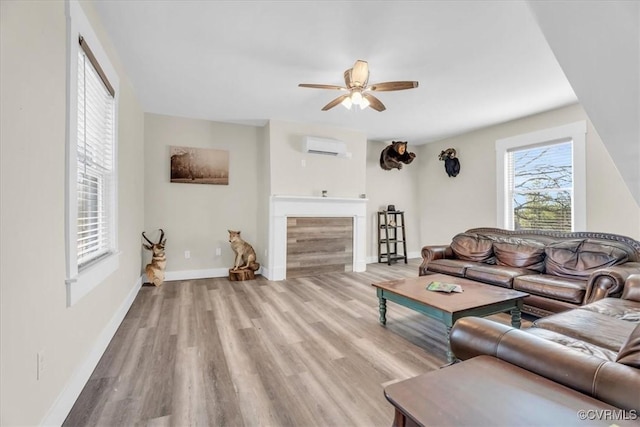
359, 96, 370, 110
351, 91, 363, 105
299, 60, 418, 112
341, 96, 353, 109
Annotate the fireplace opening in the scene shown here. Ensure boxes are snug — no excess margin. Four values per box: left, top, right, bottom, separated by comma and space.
286, 217, 353, 279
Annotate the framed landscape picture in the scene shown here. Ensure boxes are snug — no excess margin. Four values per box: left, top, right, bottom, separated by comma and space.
170, 146, 229, 185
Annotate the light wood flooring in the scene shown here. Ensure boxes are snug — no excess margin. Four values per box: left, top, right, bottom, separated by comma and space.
64, 259, 519, 426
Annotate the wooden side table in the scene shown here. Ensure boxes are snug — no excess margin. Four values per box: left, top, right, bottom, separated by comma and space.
384, 356, 638, 427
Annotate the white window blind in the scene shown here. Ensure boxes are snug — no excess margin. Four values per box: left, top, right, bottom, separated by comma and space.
76, 47, 115, 269
506, 140, 573, 232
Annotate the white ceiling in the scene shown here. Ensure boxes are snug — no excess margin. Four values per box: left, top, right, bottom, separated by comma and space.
92, 0, 577, 144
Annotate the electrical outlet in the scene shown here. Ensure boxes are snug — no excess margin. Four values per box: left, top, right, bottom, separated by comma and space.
184, 250, 190, 259
215, 247, 221, 256
37, 351, 45, 380
264, 249, 268, 257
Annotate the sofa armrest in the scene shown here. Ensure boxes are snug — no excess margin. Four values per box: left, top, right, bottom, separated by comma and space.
419, 245, 453, 276
584, 263, 640, 304
622, 274, 640, 302
450, 317, 640, 412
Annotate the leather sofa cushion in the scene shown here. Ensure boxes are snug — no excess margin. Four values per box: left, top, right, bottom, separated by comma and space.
545, 239, 629, 279
465, 265, 536, 288
513, 275, 585, 304
533, 309, 637, 351
526, 328, 618, 361
493, 238, 546, 272
426, 259, 481, 277
522, 294, 579, 317
616, 323, 640, 368
578, 298, 640, 322
450, 233, 495, 263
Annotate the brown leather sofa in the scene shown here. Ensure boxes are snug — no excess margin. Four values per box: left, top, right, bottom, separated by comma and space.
449, 274, 640, 412
420, 227, 640, 317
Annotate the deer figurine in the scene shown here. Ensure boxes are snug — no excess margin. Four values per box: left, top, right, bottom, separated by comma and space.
142, 229, 166, 287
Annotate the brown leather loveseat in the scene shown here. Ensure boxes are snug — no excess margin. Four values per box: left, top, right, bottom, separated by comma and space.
420, 228, 640, 317
449, 274, 640, 413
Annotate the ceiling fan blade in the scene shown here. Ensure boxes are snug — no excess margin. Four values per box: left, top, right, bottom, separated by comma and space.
343, 69, 353, 88
298, 84, 347, 91
368, 81, 419, 91
322, 94, 350, 111
350, 60, 369, 87
363, 93, 386, 112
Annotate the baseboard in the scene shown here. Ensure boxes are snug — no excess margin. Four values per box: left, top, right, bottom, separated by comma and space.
259, 265, 271, 280
164, 267, 231, 281
41, 275, 143, 426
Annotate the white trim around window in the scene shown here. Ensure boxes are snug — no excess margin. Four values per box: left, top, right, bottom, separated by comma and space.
495, 121, 587, 231
65, 0, 120, 307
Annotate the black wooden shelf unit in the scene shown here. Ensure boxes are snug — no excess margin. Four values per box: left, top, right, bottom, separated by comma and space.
377, 210, 408, 265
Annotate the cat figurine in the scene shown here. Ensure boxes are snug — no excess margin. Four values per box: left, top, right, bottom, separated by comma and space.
380, 141, 416, 170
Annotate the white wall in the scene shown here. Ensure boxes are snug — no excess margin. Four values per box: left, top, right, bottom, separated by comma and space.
365, 141, 422, 261
527, 0, 640, 206
144, 114, 261, 277
268, 119, 367, 198
0, 1, 145, 425
417, 103, 640, 246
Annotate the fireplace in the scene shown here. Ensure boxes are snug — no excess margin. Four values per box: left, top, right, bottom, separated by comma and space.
267, 195, 367, 280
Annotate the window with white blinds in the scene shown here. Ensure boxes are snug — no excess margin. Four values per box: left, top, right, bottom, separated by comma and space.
495, 121, 586, 233
76, 46, 115, 268
506, 140, 573, 231
66, 0, 120, 306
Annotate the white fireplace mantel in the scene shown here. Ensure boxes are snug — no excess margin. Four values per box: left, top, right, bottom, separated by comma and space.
267, 195, 368, 280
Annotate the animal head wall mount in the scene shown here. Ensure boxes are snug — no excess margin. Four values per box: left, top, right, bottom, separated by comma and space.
438, 148, 460, 177
380, 141, 416, 171
142, 229, 167, 287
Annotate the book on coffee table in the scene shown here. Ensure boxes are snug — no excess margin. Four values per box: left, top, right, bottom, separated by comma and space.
426, 281, 463, 293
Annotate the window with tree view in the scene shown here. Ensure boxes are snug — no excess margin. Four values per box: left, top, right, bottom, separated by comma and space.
506, 140, 573, 231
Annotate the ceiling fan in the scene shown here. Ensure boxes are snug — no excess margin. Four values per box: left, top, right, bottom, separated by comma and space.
298, 60, 418, 112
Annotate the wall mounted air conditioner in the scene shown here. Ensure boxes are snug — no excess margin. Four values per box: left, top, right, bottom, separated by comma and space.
302, 136, 350, 157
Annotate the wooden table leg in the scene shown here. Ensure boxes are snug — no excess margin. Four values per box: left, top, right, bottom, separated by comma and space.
379, 297, 387, 325
392, 408, 407, 427
445, 325, 454, 363
511, 301, 523, 329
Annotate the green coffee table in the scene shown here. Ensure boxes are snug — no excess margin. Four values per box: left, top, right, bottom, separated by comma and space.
372, 273, 528, 362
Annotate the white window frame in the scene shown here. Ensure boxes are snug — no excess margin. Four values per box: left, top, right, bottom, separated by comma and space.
496, 121, 586, 231
65, 0, 120, 307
